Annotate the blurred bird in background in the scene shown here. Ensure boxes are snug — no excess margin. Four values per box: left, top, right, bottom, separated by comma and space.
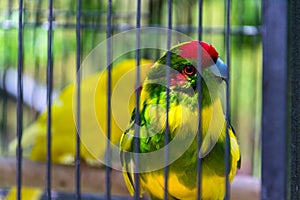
9, 59, 153, 164
7, 59, 153, 200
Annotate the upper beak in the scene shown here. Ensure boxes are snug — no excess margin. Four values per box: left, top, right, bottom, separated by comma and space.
209, 58, 228, 81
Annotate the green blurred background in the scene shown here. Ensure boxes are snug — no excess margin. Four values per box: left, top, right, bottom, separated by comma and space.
0, 0, 261, 178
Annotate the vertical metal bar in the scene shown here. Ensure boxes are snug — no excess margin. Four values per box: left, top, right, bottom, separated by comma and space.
134, 0, 141, 199
16, 0, 24, 199
261, 0, 287, 199
105, 0, 112, 199
75, 0, 82, 199
224, 0, 231, 199
288, 1, 300, 199
164, 0, 172, 199
46, 0, 54, 198
196, 1, 203, 199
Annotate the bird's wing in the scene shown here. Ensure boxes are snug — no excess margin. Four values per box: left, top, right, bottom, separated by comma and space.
119, 94, 167, 197
119, 119, 142, 197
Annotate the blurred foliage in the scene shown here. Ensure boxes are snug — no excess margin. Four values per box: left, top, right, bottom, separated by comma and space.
0, 0, 262, 177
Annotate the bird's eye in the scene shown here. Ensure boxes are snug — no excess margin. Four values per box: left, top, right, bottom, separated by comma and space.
182, 65, 196, 76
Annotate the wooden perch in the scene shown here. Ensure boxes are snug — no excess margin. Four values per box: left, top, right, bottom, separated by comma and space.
0, 157, 129, 196
0, 157, 260, 199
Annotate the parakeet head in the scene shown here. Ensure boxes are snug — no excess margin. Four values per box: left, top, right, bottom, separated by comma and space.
145, 41, 227, 104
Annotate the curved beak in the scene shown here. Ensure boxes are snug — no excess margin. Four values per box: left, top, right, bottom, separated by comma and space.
209, 58, 228, 81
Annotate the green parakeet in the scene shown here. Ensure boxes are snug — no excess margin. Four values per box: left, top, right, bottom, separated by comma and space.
120, 41, 240, 199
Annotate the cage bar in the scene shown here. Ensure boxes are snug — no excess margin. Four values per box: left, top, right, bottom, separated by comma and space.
133, 0, 141, 199
16, 0, 24, 199
46, 0, 54, 198
196, 1, 203, 199
163, 0, 172, 199
75, 0, 82, 199
287, 1, 300, 199
105, 0, 113, 199
261, 0, 288, 199
224, 0, 231, 199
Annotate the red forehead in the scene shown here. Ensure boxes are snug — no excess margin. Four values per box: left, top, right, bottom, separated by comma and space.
178, 41, 219, 64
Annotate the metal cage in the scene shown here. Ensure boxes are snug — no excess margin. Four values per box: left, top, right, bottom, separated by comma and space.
0, 0, 298, 199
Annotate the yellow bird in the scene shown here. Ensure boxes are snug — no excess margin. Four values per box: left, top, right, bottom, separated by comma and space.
7, 59, 153, 200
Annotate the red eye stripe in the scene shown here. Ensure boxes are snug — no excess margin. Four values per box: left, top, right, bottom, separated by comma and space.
182, 65, 196, 76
